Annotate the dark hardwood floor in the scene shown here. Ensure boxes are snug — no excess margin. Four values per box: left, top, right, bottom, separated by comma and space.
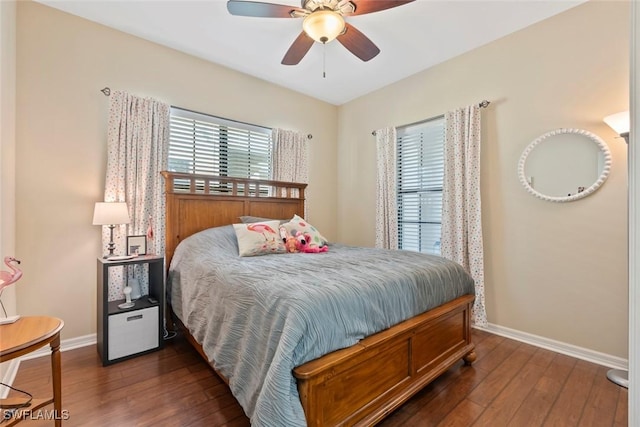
4, 329, 627, 426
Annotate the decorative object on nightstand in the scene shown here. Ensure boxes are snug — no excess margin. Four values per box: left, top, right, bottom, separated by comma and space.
603, 110, 630, 144
96, 255, 165, 365
92, 202, 131, 259
126, 235, 147, 256
117, 264, 143, 310
0, 256, 23, 325
128, 275, 142, 300
118, 286, 135, 310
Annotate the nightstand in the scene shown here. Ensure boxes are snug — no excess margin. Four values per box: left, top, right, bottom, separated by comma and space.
96, 255, 164, 366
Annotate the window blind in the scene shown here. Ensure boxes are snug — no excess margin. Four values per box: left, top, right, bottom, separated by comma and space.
396, 117, 445, 255
168, 107, 271, 179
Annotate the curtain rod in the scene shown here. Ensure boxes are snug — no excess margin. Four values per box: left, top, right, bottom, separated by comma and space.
371, 100, 491, 136
100, 87, 312, 139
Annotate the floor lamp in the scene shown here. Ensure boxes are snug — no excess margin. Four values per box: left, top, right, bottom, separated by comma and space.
603, 111, 630, 388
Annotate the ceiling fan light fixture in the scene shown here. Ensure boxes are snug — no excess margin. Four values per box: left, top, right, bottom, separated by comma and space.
302, 10, 345, 43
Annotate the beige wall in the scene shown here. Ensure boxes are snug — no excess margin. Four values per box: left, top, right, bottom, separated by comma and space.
337, 1, 630, 358
15, 1, 338, 340
13, 0, 630, 359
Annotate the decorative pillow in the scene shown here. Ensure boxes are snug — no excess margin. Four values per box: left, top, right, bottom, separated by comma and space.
233, 220, 286, 257
279, 215, 329, 248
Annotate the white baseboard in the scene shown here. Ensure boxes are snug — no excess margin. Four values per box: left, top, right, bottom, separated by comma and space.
476, 323, 628, 370
20, 333, 97, 362
0, 333, 96, 398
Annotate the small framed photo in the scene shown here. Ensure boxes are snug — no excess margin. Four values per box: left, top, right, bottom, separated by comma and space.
126, 235, 147, 256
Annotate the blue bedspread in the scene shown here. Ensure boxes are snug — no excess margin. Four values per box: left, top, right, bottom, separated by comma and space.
168, 225, 474, 426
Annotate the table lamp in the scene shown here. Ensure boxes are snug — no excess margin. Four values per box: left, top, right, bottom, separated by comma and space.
93, 202, 130, 258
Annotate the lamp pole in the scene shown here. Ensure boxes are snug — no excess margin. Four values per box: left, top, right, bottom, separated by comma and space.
106, 224, 116, 258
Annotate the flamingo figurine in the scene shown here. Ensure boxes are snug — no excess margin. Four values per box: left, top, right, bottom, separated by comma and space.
0, 256, 22, 323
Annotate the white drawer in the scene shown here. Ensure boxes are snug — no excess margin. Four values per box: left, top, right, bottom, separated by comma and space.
108, 306, 159, 360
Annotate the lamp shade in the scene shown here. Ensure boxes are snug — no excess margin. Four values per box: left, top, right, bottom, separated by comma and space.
303, 10, 345, 43
92, 202, 130, 225
603, 111, 630, 135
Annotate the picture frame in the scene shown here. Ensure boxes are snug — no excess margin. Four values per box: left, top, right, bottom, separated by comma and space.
126, 235, 147, 256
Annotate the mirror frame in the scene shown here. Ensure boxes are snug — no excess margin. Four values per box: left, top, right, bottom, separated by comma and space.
517, 128, 612, 203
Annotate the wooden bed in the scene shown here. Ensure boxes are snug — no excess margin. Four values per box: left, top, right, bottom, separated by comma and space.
162, 171, 476, 427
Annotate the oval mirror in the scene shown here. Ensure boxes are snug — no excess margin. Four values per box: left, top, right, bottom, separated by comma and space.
518, 128, 612, 202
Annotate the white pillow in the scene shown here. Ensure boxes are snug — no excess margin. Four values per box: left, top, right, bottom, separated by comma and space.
233, 220, 286, 257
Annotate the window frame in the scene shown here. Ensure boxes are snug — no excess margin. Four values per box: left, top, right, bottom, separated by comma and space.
396, 115, 445, 255
168, 107, 272, 180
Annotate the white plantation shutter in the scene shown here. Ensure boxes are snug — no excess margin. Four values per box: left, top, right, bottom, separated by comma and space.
168, 107, 271, 179
397, 117, 445, 255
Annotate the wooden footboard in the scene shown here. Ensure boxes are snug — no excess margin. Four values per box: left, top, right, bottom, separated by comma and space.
294, 294, 475, 427
171, 294, 475, 427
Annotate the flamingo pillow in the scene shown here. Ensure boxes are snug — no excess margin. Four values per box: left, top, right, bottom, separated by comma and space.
233, 220, 286, 257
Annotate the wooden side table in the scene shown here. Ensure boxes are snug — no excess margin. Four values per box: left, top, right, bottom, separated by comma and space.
0, 316, 64, 426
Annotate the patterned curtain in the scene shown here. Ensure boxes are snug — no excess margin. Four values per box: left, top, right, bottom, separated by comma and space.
271, 128, 308, 215
441, 105, 487, 326
375, 127, 398, 249
103, 91, 170, 300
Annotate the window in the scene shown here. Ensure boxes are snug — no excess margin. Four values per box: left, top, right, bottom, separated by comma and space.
396, 117, 445, 255
168, 107, 271, 179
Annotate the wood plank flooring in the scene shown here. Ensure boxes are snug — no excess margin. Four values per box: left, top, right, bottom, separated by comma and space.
4, 329, 627, 426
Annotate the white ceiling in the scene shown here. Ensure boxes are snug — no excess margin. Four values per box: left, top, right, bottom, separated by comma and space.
36, 0, 585, 105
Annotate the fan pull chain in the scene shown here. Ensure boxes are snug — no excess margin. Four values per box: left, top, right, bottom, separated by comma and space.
322, 43, 326, 78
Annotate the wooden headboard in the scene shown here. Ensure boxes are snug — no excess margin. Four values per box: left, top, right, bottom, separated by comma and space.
161, 171, 307, 265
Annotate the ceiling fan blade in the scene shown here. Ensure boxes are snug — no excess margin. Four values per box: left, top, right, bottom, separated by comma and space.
347, 0, 415, 16
336, 23, 380, 62
227, 0, 306, 18
282, 32, 315, 65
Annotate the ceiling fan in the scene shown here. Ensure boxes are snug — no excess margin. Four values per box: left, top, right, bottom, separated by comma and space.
227, 0, 415, 65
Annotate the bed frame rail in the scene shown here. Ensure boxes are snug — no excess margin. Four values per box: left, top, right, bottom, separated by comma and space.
162, 171, 306, 199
